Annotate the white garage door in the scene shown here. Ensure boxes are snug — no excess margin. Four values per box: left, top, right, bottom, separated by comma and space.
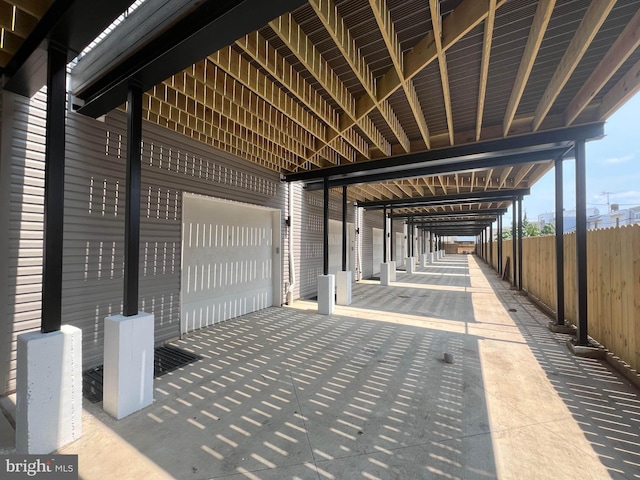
181, 194, 281, 334
329, 219, 355, 277
372, 227, 383, 275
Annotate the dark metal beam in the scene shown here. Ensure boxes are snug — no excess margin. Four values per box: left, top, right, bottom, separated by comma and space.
554, 158, 565, 325
497, 215, 503, 275
512, 202, 517, 287
41, 44, 67, 334
360, 189, 529, 209
342, 186, 347, 271
323, 177, 329, 276
75, 0, 307, 117
390, 208, 395, 262
489, 222, 494, 268
517, 196, 523, 291
3, 0, 133, 97
575, 140, 588, 345
392, 208, 508, 219
285, 123, 604, 184
123, 83, 143, 317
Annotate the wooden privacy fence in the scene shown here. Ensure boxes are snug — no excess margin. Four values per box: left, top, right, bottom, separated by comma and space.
481, 225, 640, 372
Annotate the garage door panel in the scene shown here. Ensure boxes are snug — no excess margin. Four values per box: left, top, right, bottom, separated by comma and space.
181, 194, 278, 334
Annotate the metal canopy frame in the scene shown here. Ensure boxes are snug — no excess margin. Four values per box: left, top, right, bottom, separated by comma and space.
74, 0, 307, 118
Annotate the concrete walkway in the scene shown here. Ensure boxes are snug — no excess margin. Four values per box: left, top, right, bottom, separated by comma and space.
2, 254, 639, 479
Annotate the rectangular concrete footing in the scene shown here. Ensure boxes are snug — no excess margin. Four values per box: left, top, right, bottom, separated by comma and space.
336, 271, 352, 305
548, 322, 575, 334
390, 261, 396, 281
406, 257, 415, 274
16, 325, 83, 454
380, 263, 391, 286
565, 339, 606, 359
429, 252, 435, 263
104, 312, 154, 419
419, 253, 427, 266
317, 274, 335, 315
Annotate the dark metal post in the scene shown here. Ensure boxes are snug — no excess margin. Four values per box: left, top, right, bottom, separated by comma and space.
517, 195, 523, 291
497, 215, 503, 275
490, 222, 494, 268
41, 45, 67, 333
342, 186, 347, 271
512, 201, 517, 287
429, 230, 433, 253
408, 219, 413, 257
383, 207, 388, 263
554, 158, 565, 325
323, 177, 329, 276
575, 140, 588, 345
390, 208, 395, 261
123, 83, 143, 317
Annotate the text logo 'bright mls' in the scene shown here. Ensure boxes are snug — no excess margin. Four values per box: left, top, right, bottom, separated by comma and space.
2, 455, 77, 479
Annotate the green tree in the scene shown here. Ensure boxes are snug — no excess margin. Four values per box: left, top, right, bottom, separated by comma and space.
502, 228, 513, 239
522, 218, 540, 237
541, 223, 555, 236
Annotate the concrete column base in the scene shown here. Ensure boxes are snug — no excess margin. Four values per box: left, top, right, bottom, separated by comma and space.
565, 339, 606, 359
406, 257, 415, 274
442, 250, 446, 257
429, 252, 435, 264
380, 263, 392, 286
104, 312, 154, 420
317, 274, 335, 315
336, 270, 352, 305
390, 261, 396, 281
437, 250, 442, 260
16, 325, 83, 454
548, 322, 575, 334
419, 253, 427, 266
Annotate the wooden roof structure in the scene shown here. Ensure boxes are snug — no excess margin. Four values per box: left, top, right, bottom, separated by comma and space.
3, 0, 640, 217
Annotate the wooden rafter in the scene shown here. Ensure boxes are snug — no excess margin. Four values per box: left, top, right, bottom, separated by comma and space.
310, 0, 410, 152
484, 169, 493, 191
470, 171, 476, 193
438, 175, 447, 194
532, 0, 616, 131
598, 57, 640, 120
513, 164, 535, 187
269, 14, 391, 156
476, 0, 496, 141
498, 166, 513, 189
429, 0, 454, 146
503, 0, 555, 136
565, 8, 640, 126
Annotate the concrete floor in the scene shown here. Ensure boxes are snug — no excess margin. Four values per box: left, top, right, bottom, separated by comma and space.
2, 254, 640, 479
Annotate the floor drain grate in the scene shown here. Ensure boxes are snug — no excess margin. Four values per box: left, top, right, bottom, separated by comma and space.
82, 345, 202, 403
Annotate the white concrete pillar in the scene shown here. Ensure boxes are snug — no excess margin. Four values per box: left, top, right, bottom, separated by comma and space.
317, 274, 335, 315
406, 257, 415, 274
442, 249, 446, 257
390, 261, 397, 281
104, 312, 154, 420
16, 325, 83, 454
336, 270, 352, 305
380, 263, 392, 286
430, 252, 436, 264
420, 253, 427, 266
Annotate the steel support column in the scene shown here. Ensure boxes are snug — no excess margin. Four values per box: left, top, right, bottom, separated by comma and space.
323, 177, 329, 276
390, 208, 395, 261
517, 196, 523, 291
342, 186, 347, 271
512, 202, 517, 287
490, 223, 493, 268
383, 207, 388, 263
575, 140, 588, 345
123, 83, 143, 317
41, 45, 67, 333
554, 158, 565, 325
497, 215, 503, 275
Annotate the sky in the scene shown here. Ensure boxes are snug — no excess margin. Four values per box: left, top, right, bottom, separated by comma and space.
503, 91, 640, 225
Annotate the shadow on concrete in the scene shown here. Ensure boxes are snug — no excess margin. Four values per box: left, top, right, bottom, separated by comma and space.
71, 306, 498, 479
478, 258, 640, 480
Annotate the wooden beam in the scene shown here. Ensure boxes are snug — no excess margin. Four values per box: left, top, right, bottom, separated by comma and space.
498, 166, 513, 188
229, 37, 364, 159
598, 56, 640, 120
484, 169, 493, 191
532, 0, 616, 131
503, 0, 555, 136
269, 14, 391, 155
438, 175, 447, 194
311, 0, 409, 152
395, 181, 414, 197
513, 164, 535, 187
476, 0, 496, 141
469, 171, 475, 193
429, 0, 455, 146
565, 8, 640, 125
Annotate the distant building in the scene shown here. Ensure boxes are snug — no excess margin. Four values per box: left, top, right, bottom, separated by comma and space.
538, 205, 640, 232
